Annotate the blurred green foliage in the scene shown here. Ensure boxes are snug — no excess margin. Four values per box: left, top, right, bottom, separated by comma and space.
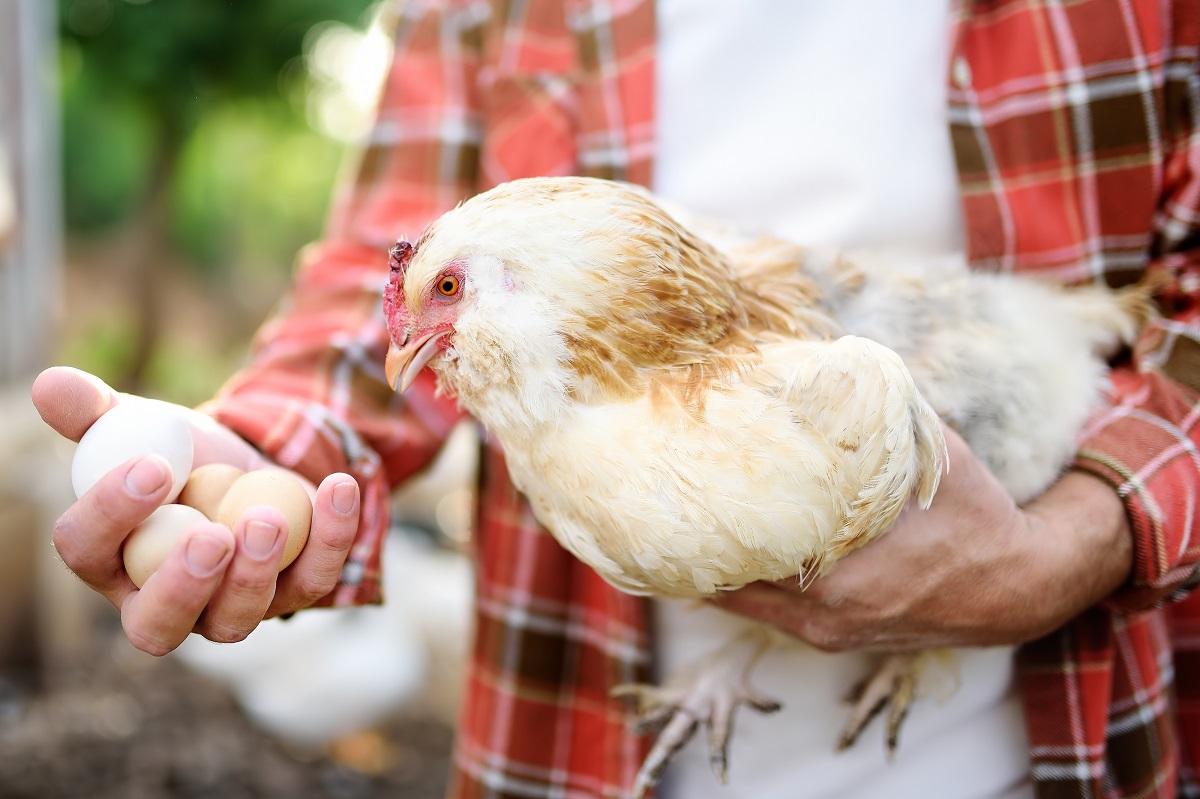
172, 101, 344, 269
59, 0, 376, 260
58, 312, 248, 407
57, 0, 378, 403
59, 64, 156, 231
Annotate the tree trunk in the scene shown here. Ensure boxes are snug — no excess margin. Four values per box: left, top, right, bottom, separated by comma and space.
119, 132, 181, 394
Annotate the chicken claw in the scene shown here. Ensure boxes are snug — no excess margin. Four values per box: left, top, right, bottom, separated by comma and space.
837, 652, 919, 753
613, 627, 781, 798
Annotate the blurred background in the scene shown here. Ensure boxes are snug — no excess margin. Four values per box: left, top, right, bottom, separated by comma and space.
0, 1, 476, 796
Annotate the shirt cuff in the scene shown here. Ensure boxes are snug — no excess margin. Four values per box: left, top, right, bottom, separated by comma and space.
1071, 370, 1200, 614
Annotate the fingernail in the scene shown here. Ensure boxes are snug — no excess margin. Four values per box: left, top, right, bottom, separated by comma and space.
185, 535, 228, 576
126, 455, 169, 497
332, 481, 357, 515
245, 520, 281, 557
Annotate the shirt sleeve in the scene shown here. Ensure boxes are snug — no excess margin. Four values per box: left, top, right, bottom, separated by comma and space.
197, 2, 484, 606
1074, 101, 1200, 613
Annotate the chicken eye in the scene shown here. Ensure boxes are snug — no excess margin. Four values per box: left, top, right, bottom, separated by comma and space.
437, 275, 460, 296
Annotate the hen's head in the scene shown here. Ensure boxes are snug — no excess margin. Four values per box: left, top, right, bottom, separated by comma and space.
382, 237, 462, 393
380, 181, 577, 404
384, 176, 791, 423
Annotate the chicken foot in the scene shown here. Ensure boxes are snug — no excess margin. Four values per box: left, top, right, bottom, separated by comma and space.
613, 626, 781, 798
837, 651, 919, 753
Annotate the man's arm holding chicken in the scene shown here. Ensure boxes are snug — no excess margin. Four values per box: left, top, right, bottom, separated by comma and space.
722, 282, 1200, 651
719, 428, 1134, 652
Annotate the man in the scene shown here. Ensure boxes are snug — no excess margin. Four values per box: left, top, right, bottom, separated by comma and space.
34, 0, 1200, 796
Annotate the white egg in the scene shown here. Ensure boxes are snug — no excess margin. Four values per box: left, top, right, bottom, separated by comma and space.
124, 504, 211, 588
71, 399, 194, 503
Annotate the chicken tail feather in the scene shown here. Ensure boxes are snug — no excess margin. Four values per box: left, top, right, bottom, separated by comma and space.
1055, 271, 1163, 359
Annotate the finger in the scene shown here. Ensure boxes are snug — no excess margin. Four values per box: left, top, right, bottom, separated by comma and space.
121, 523, 236, 656
32, 366, 120, 442
268, 474, 359, 615
713, 581, 802, 617
52, 453, 176, 602
711, 582, 830, 644
194, 505, 290, 643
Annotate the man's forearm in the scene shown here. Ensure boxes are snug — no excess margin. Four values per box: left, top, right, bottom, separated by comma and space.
717, 428, 1138, 651
1021, 470, 1133, 635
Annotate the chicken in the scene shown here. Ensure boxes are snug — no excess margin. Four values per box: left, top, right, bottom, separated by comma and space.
382, 176, 1153, 796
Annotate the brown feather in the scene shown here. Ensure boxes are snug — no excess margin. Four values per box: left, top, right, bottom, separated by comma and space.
556, 186, 839, 414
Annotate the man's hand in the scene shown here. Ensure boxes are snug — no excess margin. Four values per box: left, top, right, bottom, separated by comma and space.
32, 366, 362, 656
716, 425, 1134, 651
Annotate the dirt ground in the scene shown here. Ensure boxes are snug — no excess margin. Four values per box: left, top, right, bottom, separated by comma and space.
0, 619, 454, 799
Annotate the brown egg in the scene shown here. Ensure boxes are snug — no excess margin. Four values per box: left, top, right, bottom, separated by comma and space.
217, 470, 312, 571
178, 463, 245, 519
123, 504, 211, 588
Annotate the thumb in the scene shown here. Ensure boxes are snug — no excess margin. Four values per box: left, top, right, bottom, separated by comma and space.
31, 366, 120, 442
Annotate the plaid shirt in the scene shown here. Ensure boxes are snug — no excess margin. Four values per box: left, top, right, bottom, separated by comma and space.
203, 1, 1200, 796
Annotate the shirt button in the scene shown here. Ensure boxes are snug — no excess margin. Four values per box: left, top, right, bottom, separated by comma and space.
952, 55, 972, 88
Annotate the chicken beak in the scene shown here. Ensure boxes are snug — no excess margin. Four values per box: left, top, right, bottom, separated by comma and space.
386, 330, 448, 392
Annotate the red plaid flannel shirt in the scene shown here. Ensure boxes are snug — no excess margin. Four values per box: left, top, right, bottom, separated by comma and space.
202, 1, 1200, 796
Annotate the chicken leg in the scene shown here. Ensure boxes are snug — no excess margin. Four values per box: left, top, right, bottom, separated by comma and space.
613, 627, 781, 798
837, 652, 919, 753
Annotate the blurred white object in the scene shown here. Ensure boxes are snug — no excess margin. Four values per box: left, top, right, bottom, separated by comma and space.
304, 14, 394, 143
390, 419, 478, 544
172, 530, 473, 745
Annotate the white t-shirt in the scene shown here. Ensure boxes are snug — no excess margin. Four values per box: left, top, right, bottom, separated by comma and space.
651, 1, 1034, 797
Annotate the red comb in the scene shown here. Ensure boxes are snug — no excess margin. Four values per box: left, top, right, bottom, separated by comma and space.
389, 240, 413, 273
383, 239, 413, 342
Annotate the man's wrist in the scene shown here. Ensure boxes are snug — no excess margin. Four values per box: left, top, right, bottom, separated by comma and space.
1019, 470, 1133, 634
